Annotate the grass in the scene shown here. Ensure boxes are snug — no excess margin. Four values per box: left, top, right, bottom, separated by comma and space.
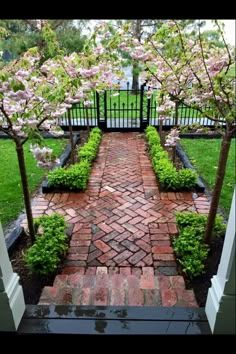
181, 138, 236, 215
0, 138, 67, 229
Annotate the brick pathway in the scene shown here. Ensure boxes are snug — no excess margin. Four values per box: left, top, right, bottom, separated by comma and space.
22, 133, 210, 306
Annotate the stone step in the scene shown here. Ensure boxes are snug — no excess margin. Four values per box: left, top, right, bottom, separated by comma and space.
38, 268, 198, 307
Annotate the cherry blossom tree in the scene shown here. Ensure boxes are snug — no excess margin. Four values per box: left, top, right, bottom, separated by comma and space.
116, 20, 235, 242
0, 21, 124, 242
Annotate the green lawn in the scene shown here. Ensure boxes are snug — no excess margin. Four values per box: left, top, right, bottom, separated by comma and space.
181, 138, 236, 215
0, 138, 67, 229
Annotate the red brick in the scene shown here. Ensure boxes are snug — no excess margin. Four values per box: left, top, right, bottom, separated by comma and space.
140, 274, 155, 289
96, 274, 109, 288
157, 275, 171, 289
94, 240, 111, 253
67, 254, 87, 261
110, 274, 125, 288
143, 267, 154, 276
92, 230, 106, 241
142, 254, 153, 266
145, 289, 161, 306
117, 215, 132, 224
170, 276, 185, 289
150, 224, 169, 233
70, 240, 91, 247
167, 192, 177, 200
113, 250, 133, 264
121, 240, 139, 252
85, 267, 97, 275
123, 223, 139, 234
136, 240, 151, 253
62, 267, 85, 274
68, 273, 83, 287
152, 246, 173, 254
128, 288, 144, 306
68, 246, 89, 254
126, 275, 140, 288
53, 275, 68, 287
168, 222, 180, 234
128, 250, 146, 265
96, 267, 108, 274
92, 288, 108, 306
131, 267, 142, 277
97, 222, 113, 233
82, 275, 96, 288
110, 222, 125, 233
110, 288, 125, 306
176, 288, 196, 302
150, 234, 170, 241
97, 250, 118, 264
161, 289, 177, 306
120, 267, 131, 275
73, 288, 91, 305
153, 254, 175, 261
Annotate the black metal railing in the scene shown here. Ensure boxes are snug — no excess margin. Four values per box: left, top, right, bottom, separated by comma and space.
58, 83, 222, 131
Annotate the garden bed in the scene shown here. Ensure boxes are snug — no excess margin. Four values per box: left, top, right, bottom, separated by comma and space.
9, 223, 73, 304
4, 130, 89, 252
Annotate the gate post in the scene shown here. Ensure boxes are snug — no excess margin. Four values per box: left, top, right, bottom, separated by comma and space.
140, 84, 145, 131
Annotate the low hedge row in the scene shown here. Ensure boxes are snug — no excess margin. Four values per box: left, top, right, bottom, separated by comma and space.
24, 213, 67, 275
173, 212, 225, 277
145, 126, 197, 190
47, 127, 102, 190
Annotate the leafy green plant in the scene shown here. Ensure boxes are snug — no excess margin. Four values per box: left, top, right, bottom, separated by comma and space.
176, 212, 226, 237
173, 227, 209, 277
145, 126, 197, 190
173, 211, 226, 277
24, 213, 68, 275
48, 160, 91, 190
48, 127, 102, 190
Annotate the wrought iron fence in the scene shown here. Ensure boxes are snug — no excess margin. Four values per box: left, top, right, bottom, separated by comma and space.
58, 83, 222, 131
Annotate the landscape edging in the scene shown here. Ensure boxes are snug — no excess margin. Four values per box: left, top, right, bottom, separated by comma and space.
176, 143, 205, 192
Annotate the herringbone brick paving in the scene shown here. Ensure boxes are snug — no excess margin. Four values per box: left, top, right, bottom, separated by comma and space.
21, 133, 210, 306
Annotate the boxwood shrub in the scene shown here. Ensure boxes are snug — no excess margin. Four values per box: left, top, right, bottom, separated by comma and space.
48, 127, 102, 190
145, 126, 197, 190
24, 213, 67, 275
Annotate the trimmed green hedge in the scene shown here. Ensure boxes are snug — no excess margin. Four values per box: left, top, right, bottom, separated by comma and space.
24, 213, 67, 275
145, 126, 197, 190
173, 212, 225, 277
48, 127, 102, 190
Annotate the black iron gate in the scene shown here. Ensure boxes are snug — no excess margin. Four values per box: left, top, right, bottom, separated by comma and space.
59, 83, 154, 132
58, 83, 216, 131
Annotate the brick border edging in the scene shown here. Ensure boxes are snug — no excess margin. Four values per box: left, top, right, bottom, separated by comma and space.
176, 143, 205, 192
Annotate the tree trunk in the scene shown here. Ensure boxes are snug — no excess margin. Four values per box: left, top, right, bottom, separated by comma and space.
131, 63, 139, 92
175, 100, 179, 126
204, 131, 232, 243
15, 141, 35, 244
67, 109, 75, 165
131, 20, 142, 93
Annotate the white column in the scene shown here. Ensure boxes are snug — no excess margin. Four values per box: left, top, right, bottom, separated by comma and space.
0, 223, 25, 331
206, 189, 236, 334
